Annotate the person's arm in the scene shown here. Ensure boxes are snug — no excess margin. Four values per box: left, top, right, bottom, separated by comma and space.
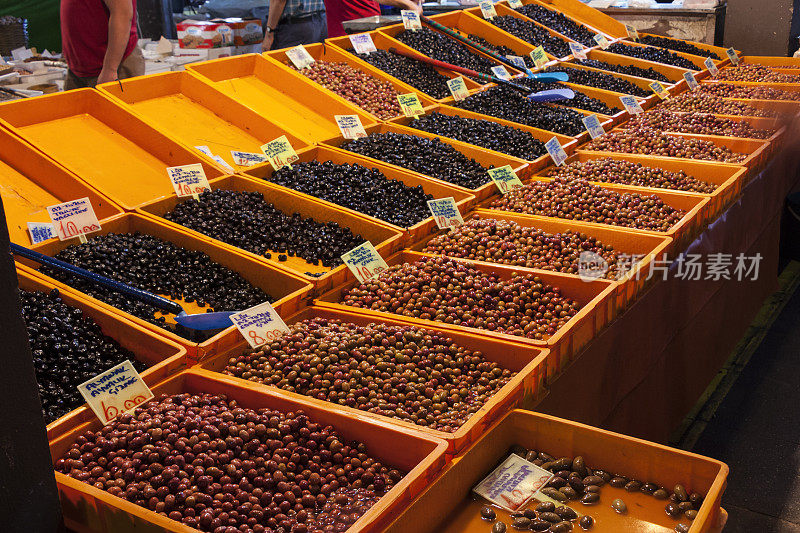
97, 0, 134, 84
378, 0, 422, 14
262, 0, 288, 51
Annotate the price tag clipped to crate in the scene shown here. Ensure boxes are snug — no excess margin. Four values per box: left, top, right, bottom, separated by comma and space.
529, 46, 548, 69
212, 155, 236, 173
427, 197, 464, 230
261, 135, 300, 170
479, 0, 497, 19
349, 33, 377, 54
401, 10, 422, 30
705, 56, 719, 77
506, 55, 527, 70
649, 80, 670, 100
46, 197, 101, 243
726, 47, 740, 65
569, 41, 587, 60
195, 145, 213, 156
508, 0, 523, 8
447, 76, 470, 101
473, 454, 555, 512
619, 95, 643, 115
491, 65, 512, 80
593, 34, 610, 50
582, 114, 605, 139
286, 44, 315, 68
625, 24, 639, 41
167, 163, 211, 200
78, 360, 155, 425
230, 301, 291, 348
335, 115, 368, 139
341, 241, 389, 284
488, 165, 524, 194
231, 150, 269, 167
545, 136, 568, 166
683, 71, 699, 91
27, 222, 56, 245
398, 93, 425, 118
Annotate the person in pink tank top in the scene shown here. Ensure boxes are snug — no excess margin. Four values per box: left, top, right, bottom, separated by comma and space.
61, 0, 144, 89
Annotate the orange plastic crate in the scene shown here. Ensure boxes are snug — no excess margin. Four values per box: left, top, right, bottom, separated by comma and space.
586, 48, 688, 83
137, 174, 404, 295
602, 40, 712, 72
198, 305, 549, 454
557, 59, 657, 95
50, 368, 448, 533
428, 10, 542, 61
13, 213, 313, 356
698, 79, 800, 100
240, 145, 476, 247
740, 55, 800, 69
0, 89, 226, 211
638, 32, 732, 63
383, 409, 728, 532
517, 0, 627, 38
315, 250, 616, 377
97, 71, 309, 169
185, 53, 377, 143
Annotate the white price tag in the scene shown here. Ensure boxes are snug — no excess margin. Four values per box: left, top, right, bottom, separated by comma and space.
508, 0, 523, 7
594, 34, 610, 50
78, 360, 154, 425
569, 42, 587, 60
11, 46, 33, 61
447, 76, 470, 101
545, 136, 568, 166
479, 0, 497, 19
261, 135, 300, 170
427, 197, 464, 229
231, 150, 269, 166
230, 301, 290, 348
341, 241, 389, 284
27, 222, 56, 245
488, 165, 524, 194
349, 33, 378, 54
286, 44, 315, 69
401, 10, 422, 30
582, 114, 605, 139
167, 163, 211, 198
335, 114, 368, 139
705, 57, 719, 77
726, 48, 739, 65
506, 55, 527, 69
491, 65, 511, 80
683, 71, 699, 90
619, 95, 644, 115
213, 155, 236, 173
473, 454, 555, 512
195, 145, 213, 156
46, 198, 101, 242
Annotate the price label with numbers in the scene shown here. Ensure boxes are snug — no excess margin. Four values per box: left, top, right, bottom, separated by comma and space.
506, 55, 527, 69
569, 41, 587, 60
529, 46, 548, 68
625, 25, 639, 40
582, 114, 605, 139
447, 76, 470, 101
683, 71, 699, 91
335, 115, 368, 139
261, 135, 299, 170
488, 165, 524, 194
473, 454, 555, 512
349, 33, 377, 54
401, 10, 422, 30
78, 360, 154, 425
27, 222, 55, 245
286, 44, 315, 68
491, 65, 511, 80
508, 0, 523, 7
705, 56, 719, 76
167, 163, 211, 198
230, 301, 291, 348
427, 197, 464, 229
231, 150, 269, 166
619, 95, 644, 115
342, 241, 389, 284
545, 136, 568, 166
398, 93, 425, 117
46, 197, 101, 242
195, 145, 213, 156
726, 47, 739, 65
649, 80, 670, 99
479, 0, 497, 19
212, 155, 235, 173
594, 34, 610, 49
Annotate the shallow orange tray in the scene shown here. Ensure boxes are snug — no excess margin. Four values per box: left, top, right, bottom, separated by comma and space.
319, 121, 530, 202
586, 48, 688, 82
519, 0, 628, 38
698, 79, 800, 100
639, 32, 731, 63
17, 268, 188, 443
0, 127, 122, 245
604, 40, 711, 72
13, 213, 312, 356
0, 89, 226, 211
50, 368, 448, 533
315, 250, 616, 377
262, 42, 437, 121
499, 0, 612, 42
137, 174, 404, 295
97, 71, 309, 168
382, 409, 728, 532
429, 10, 542, 62
240, 145, 476, 247
185, 53, 376, 143
557, 59, 657, 97
198, 305, 549, 454
740, 55, 800, 69
408, 210, 672, 312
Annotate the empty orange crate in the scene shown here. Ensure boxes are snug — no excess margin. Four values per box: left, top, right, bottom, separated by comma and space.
383, 409, 728, 532
0, 127, 122, 245
262, 42, 437, 121
409, 210, 672, 311
240, 145, 476, 247
137, 174, 404, 295
97, 71, 309, 169
50, 368, 448, 533
586, 48, 688, 83
319, 121, 530, 202
185, 53, 376, 143
315, 250, 616, 377
0, 89, 227, 211
13, 213, 312, 356
198, 305, 549, 454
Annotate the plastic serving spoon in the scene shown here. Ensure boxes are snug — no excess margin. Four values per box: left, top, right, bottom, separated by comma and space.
10, 242, 235, 331
527, 87, 576, 102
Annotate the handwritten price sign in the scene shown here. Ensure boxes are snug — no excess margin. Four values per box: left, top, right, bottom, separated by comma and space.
335, 115, 368, 139
594, 34, 610, 49
582, 114, 605, 139
508, 0, 523, 8
545, 136, 568, 166
341, 241, 389, 284
506, 55, 527, 69
230, 301, 290, 348
491, 65, 511, 80
401, 10, 422, 30
705, 56, 719, 76
473, 455, 555, 512
488, 165, 524, 194
619, 95, 644, 115
231, 150, 269, 167
649, 80, 670, 100
427, 197, 464, 229
447, 77, 470, 101
726, 47, 739, 65
683, 71, 699, 91
529, 46, 548, 69
569, 42, 587, 60
397, 93, 425, 118
349, 33, 377, 54
78, 360, 154, 425
286, 44, 315, 68
46, 197, 101, 242
479, 0, 497, 19
261, 135, 300, 171
167, 163, 211, 198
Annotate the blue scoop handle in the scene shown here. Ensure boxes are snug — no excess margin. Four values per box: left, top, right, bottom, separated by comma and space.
529, 72, 569, 82
528, 88, 576, 102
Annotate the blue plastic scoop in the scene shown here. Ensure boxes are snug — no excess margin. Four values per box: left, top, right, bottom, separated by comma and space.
528, 71, 570, 82
527, 88, 576, 102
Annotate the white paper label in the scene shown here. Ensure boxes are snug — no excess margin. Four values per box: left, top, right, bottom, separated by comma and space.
167, 164, 211, 197
619, 95, 644, 115
350, 33, 378, 54
582, 114, 605, 139
545, 136, 568, 166
231, 150, 269, 166
683, 71, 699, 90
594, 34, 610, 50
401, 10, 422, 30
473, 455, 555, 512
46, 197, 101, 241
195, 145, 213, 156
508, 0, 523, 8
78, 360, 154, 425
27, 222, 56, 245
488, 165, 524, 194
569, 42, 588, 60
705, 57, 719, 76
261, 135, 300, 170
506, 55, 527, 69
447, 76, 470, 101
726, 48, 739, 65
479, 0, 498, 19
230, 301, 290, 348
427, 197, 464, 229
491, 65, 511, 80
213, 155, 236, 173
286, 44, 315, 69
341, 241, 389, 284
11, 47, 33, 61
335, 114, 368, 139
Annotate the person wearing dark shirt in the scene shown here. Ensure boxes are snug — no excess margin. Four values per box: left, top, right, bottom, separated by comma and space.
261, 0, 328, 51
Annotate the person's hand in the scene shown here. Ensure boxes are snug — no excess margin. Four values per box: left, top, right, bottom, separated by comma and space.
407, 0, 422, 13
96, 68, 118, 85
261, 33, 275, 52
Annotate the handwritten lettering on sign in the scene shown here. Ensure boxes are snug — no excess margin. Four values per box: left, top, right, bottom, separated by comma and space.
529, 46, 548, 69
582, 114, 605, 139
479, 0, 497, 19
508, 0, 523, 8
397, 93, 424, 118
619, 95, 643, 115
726, 48, 739, 65
46, 197, 101, 241
335, 115, 368, 139
401, 10, 422, 30
594, 34, 610, 49
569, 41, 587, 60
349, 33, 377, 54
649, 80, 670, 100
488, 165, 524, 194
491, 65, 512, 80
286, 44, 315, 69
78, 360, 154, 425
683, 71, 699, 91
473, 454, 555, 512
506, 55, 527, 69
27, 221, 55, 245
625, 24, 639, 40
545, 136, 568, 166
341, 241, 389, 284
705, 57, 719, 76
230, 301, 291, 348
231, 150, 268, 167
261, 135, 299, 171
167, 163, 211, 198
427, 197, 464, 229
447, 77, 470, 101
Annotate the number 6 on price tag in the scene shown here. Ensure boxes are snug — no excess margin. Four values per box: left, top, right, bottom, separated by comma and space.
230, 301, 291, 348
341, 242, 389, 284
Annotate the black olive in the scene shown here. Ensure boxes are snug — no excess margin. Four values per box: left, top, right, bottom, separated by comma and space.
576, 58, 673, 83
607, 42, 698, 70
512, 3, 596, 46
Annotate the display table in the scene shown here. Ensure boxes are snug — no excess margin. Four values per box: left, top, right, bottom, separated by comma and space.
598, 1, 727, 46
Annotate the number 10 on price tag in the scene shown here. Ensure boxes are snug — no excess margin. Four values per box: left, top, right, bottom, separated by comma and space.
230, 301, 291, 348
342, 241, 389, 284
46, 197, 102, 243
167, 163, 211, 200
